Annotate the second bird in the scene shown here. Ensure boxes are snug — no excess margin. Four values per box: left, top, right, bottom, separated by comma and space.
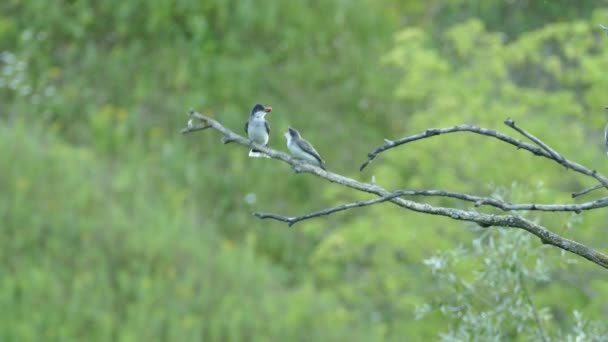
245, 103, 272, 158
285, 127, 326, 170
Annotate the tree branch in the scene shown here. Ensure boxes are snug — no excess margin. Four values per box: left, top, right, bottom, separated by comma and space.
504, 118, 608, 194
572, 184, 604, 198
360, 119, 608, 196
254, 191, 406, 226
504, 118, 567, 167
395, 189, 608, 213
182, 111, 608, 270
256, 189, 608, 226
360, 123, 550, 171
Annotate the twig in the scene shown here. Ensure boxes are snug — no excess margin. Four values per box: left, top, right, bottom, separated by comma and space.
504, 118, 608, 195
181, 111, 211, 134
572, 184, 604, 198
504, 118, 567, 167
181, 125, 210, 134
182, 112, 608, 270
254, 192, 406, 226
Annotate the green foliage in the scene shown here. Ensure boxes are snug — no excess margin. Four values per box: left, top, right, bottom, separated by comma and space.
2, 0, 608, 340
418, 225, 608, 341
0, 121, 385, 341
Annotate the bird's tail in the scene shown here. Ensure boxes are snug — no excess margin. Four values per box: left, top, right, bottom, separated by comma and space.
249, 149, 270, 158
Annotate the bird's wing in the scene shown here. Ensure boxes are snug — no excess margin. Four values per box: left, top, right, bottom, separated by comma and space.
297, 138, 325, 164
604, 122, 608, 146
265, 120, 270, 138
244, 120, 249, 135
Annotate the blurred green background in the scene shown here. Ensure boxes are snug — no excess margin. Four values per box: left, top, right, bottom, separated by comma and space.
2, 0, 608, 340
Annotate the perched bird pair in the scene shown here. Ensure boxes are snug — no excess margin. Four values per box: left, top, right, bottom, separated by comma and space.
245, 103, 326, 170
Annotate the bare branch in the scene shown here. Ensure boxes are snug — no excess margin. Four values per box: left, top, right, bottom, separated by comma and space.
572, 184, 604, 198
182, 112, 608, 270
255, 189, 608, 227
504, 118, 608, 194
360, 124, 551, 171
254, 192, 406, 226
504, 118, 567, 166
360, 120, 608, 196
255, 188, 608, 227
398, 189, 608, 213
181, 124, 211, 134
181, 111, 212, 134
376, 198, 608, 269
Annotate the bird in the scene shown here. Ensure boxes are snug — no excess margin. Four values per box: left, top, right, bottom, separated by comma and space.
284, 126, 326, 170
244, 103, 272, 157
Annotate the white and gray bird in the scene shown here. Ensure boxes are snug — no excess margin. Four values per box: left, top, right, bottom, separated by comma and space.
244, 103, 272, 157
284, 126, 326, 170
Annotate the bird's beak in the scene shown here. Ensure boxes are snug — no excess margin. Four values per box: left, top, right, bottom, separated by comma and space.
264, 107, 272, 113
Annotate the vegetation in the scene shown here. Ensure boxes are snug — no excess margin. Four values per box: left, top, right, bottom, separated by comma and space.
1, 1, 607, 340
